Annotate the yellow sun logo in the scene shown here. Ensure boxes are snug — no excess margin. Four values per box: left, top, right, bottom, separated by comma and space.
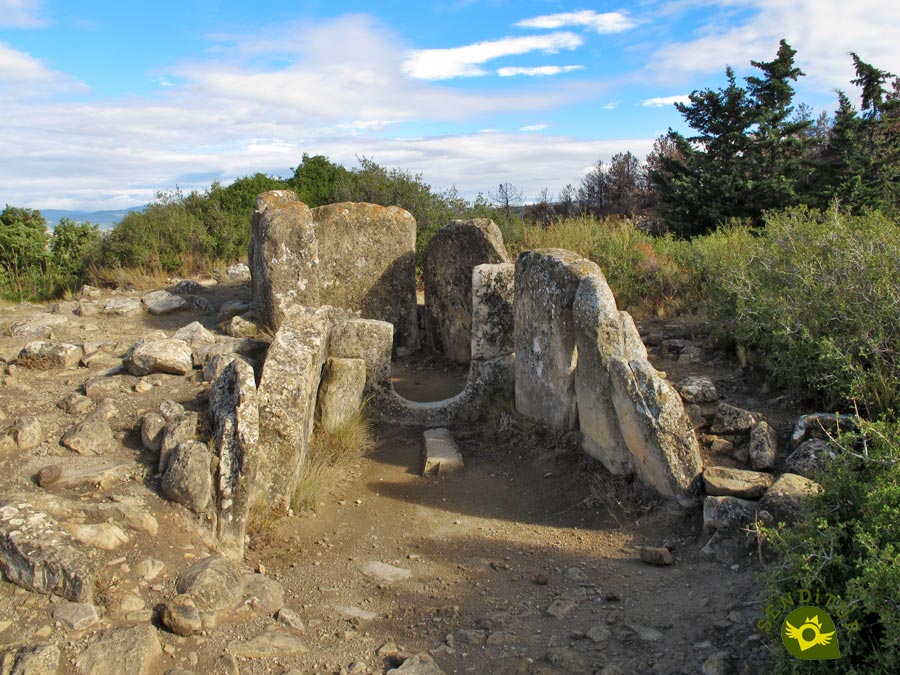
785, 614, 835, 652
781, 606, 841, 660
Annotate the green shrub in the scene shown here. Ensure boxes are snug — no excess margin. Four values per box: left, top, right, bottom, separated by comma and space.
761, 418, 900, 673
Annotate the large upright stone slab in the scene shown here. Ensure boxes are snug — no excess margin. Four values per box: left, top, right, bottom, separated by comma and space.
316, 357, 366, 432
312, 202, 418, 354
609, 357, 702, 500
249, 191, 319, 330
257, 305, 330, 507
514, 249, 601, 431
424, 219, 509, 363
471, 263, 515, 361
329, 318, 395, 395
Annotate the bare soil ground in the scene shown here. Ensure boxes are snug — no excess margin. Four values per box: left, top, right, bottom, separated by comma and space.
0, 283, 792, 674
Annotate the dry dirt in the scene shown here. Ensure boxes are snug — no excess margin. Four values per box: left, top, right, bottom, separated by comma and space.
0, 281, 794, 675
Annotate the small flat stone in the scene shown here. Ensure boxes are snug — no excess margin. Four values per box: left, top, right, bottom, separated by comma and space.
360, 561, 412, 583
625, 622, 664, 642
546, 598, 577, 619
421, 428, 464, 476
703, 466, 774, 499
53, 602, 99, 630
332, 605, 378, 622
227, 626, 308, 658
639, 547, 674, 566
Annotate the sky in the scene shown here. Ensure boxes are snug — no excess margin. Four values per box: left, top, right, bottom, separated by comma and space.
1, 0, 899, 211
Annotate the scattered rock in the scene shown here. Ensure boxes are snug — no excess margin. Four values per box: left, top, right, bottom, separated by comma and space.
703, 466, 774, 499
545, 647, 588, 673
161, 440, 212, 513
222, 314, 260, 338
709, 403, 757, 434
791, 412, 857, 448
141, 290, 190, 315
135, 558, 164, 581
421, 428, 464, 476
225, 263, 251, 282
760, 473, 822, 522
545, 598, 577, 619
18, 340, 82, 369
9, 313, 68, 338
59, 392, 94, 415
241, 573, 285, 614
158, 411, 198, 472
175, 280, 205, 295
228, 626, 308, 658
748, 420, 777, 470
175, 556, 242, 615
125, 338, 193, 376
784, 438, 837, 479
0, 643, 60, 674
386, 653, 446, 675
36, 465, 62, 487
75, 624, 162, 675
360, 561, 412, 584
141, 412, 166, 452
639, 546, 674, 566
10, 415, 43, 450
701, 651, 732, 675
83, 375, 129, 400
60, 401, 116, 455
163, 594, 202, 636
276, 607, 306, 631
624, 622, 665, 642
677, 375, 718, 404
703, 495, 758, 531
586, 624, 611, 642
217, 299, 254, 323
64, 522, 128, 551
53, 602, 99, 630
332, 605, 379, 622
103, 297, 142, 316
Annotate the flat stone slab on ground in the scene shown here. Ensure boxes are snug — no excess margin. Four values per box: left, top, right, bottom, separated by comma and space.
227, 626, 308, 658
75, 624, 161, 675
703, 466, 774, 499
360, 560, 413, 583
421, 428, 464, 476
332, 604, 379, 622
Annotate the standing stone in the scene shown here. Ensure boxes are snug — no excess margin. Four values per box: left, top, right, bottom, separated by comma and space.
328, 319, 394, 393
572, 273, 637, 475
75, 625, 161, 675
749, 420, 778, 470
249, 190, 320, 330
162, 441, 212, 513
210, 359, 260, 556
514, 249, 601, 431
609, 357, 703, 500
470, 263, 515, 361
424, 219, 509, 363
312, 201, 418, 354
257, 305, 330, 507
316, 357, 366, 432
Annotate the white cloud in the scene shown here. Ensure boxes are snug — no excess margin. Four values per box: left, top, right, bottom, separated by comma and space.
0, 0, 46, 28
642, 94, 691, 107
403, 32, 583, 80
520, 124, 548, 131
516, 10, 636, 34
497, 65, 584, 77
603, 101, 620, 109
0, 42, 87, 96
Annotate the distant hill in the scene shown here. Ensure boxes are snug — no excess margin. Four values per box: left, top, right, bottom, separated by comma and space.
42, 206, 145, 229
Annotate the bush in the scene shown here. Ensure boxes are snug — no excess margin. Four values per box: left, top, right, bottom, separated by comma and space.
761, 418, 900, 673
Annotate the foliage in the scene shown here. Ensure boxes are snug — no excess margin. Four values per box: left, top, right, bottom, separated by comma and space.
761, 418, 900, 673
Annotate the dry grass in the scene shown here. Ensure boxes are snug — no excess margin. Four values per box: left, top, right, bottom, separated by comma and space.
290, 404, 376, 513
582, 471, 663, 522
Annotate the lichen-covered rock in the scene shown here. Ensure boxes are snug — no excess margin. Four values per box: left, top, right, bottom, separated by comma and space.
676, 375, 719, 404
226, 262, 251, 282
328, 319, 394, 392
424, 219, 509, 363
783, 438, 837, 479
125, 338, 193, 376
75, 625, 161, 675
703, 495, 758, 530
172, 321, 219, 355
609, 357, 702, 500
60, 400, 116, 455
203, 352, 248, 382
316, 357, 366, 432
790, 412, 857, 448
249, 190, 320, 330
470, 263, 515, 361
210, 359, 260, 556
175, 555, 242, 615
257, 305, 330, 506
0, 643, 60, 674
749, 420, 777, 470
710, 403, 758, 434
221, 314, 260, 338
102, 297, 142, 316
0, 499, 93, 602
18, 340, 82, 369
760, 473, 821, 522
8, 313, 68, 338
162, 440, 212, 513
141, 289, 189, 315
514, 249, 600, 431
703, 466, 774, 499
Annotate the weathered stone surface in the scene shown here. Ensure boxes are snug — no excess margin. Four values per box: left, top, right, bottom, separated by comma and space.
158, 411, 198, 473
140, 412, 166, 452
749, 420, 777, 470
421, 428, 464, 476
361, 560, 412, 583
193, 337, 267, 368
609, 357, 702, 499
276, 607, 306, 631
329, 318, 393, 391
202, 352, 249, 383
0, 499, 93, 601
257, 305, 330, 506
470, 263, 515, 361
18, 341, 82, 369
515, 249, 600, 431
710, 403, 757, 434
312, 201, 419, 354
162, 441, 212, 513
241, 573, 285, 614
53, 602, 99, 630
8, 416, 43, 450
75, 625, 161, 675
64, 522, 128, 551
217, 299, 254, 324
760, 473, 821, 522
60, 401, 116, 455
316, 357, 366, 432
228, 626, 308, 658
102, 297, 142, 316
12, 491, 156, 537
221, 314, 260, 338
226, 262, 251, 282
784, 438, 837, 479
210, 359, 260, 557
424, 219, 509, 363
703, 495, 758, 530
790, 412, 857, 448
0, 643, 60, 674
172, 321, 218, 352
36, 465, 61, 487
703, 466, 774, 499
572, 273, 636, 475
386, 653, 446, 675
141, 290, 189, 315
83, 375, 129, 400
676, 375, 718, 404
175, 555, 242, 614
640, 546, 674, 566
249, 191, 319, 330
125, 338, 193, 376
162, 594, 202, 636
9, 313, 68, 338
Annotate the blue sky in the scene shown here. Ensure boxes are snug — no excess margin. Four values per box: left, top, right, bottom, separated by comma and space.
2, 0, 898, 210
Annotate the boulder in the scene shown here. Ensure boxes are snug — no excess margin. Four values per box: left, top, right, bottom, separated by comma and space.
311, 201, 419, 354
60, 400, 116, 455
749, 420, 777, 470
226, 262, 251, 282
703, 495, 758, 530
162, 440, 212, 513
162, 594, 202, 636
172, 321, 218, 351
102, 297, 142, 316
676, 375, 718, 404
609, 357, 702, 500
75, 625, 161, 675
703, 466, 774, 499
9, 313, 68, 338
424, 219, 509, 363
316, 357, 366, 432
249, 190, 320, 330
760, 473, 821, 522
18, 341, 82, 369
141, 290, 189, 315
514, 249, 600, 431
203, 352, 249, 382
0, 643, 60, 674
710, 403, 757, 434
125, 338, 193, 376
158, 411, 198, 473
241, 573, 286, 614
210, 359, 260, 556
221, 314, 260, 338
783, 438, 837, 479
53, 602, 99, 630
175, 555, 242, 615
10, 415, 43, 450
470, 263, 515, 361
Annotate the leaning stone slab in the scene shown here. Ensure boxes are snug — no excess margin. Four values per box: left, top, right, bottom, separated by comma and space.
249, 190, 320, 330
316, 357, 366, 432
0, 643, 60, 674
424, 219, 509, 363
609, 357, 702, 500
749, 420, 778, 470
312, 201, 419, 354
18, 340, 82, 369
470, 263, 515, 361
210, 359, 260, 556
0, 499, 92, 602
515, 249, 601, 431
9, 313, 68, 338
257, 305, 330, 506
421, 428, 464, 476
703, 466, 774, 499
75, 625, 161, 675
125, 338, 193, 376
